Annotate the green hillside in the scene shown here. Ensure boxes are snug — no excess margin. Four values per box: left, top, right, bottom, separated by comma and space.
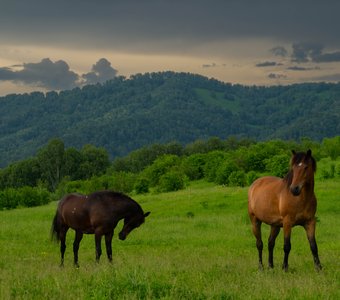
0, 72, 340, 167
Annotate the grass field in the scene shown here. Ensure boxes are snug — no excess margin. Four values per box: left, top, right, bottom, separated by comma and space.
1, 179, 340, 299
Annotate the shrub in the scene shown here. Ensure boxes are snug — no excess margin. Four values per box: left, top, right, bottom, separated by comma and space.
265, 154, 290, 177
246, 171, 260, 186
157, 170, 186, 193
142, 155, 181, 187
134, 177, 150, 194
228, 170, 247, 187
215, 158, 239, 185
181, 154, 206, 180
0, 186, 50, 210
203, 151, 226, 182
108, 172, 136, 194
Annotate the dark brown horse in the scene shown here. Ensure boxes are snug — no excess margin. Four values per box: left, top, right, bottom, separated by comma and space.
51, 190, 150, 267
248, 150, 322, 271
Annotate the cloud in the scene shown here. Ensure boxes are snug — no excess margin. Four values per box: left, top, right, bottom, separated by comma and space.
256, 61, 279, 67
82, 58, 118, 85
268, 73, 287, 79
270, 46, 288, 57
202, 63, 217, 68
0, 57, 118, 91
291, 42, 340, 63
0, 58, 79, 90
313, 51, 340, 63
2, 1, 340, 56
291, 42, 323, 63
287, 66, 309, 71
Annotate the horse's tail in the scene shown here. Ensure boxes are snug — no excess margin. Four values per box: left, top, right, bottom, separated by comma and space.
51, 211, 61, 242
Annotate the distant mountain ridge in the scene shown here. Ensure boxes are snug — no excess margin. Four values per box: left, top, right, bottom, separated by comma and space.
0, 71, 339, 167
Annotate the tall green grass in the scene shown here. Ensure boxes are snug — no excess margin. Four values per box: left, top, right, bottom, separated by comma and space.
1, 179, 340, 299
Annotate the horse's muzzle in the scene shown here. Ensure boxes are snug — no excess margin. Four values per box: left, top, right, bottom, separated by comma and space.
290, 185, 301, 196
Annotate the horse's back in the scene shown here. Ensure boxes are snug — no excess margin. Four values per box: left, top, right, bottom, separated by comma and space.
248, 176, 284, 225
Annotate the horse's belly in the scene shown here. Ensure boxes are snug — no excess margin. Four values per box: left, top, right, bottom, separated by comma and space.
249, 177, 284, 225
62, 210, 92, 232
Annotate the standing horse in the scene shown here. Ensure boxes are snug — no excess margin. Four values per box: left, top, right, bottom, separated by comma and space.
248, 150, 322, 271
51, 190, 150, 267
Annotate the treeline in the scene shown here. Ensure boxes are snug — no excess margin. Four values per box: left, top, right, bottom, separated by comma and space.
1, 71, 340, 167
1, 136, 340, 210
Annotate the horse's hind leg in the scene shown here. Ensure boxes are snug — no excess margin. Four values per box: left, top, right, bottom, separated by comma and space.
95, 232, 103, 263
251, 217, 263, 270
304, 219, 322, 271
59, 226, 69, 267
105, 231, 113, 262
268, 226, 280, 268
73, 231, 83, 268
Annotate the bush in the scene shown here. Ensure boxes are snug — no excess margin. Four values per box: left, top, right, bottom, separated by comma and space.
181, 154, 206, 180
215, 158, 239, 185
203, 151, 226, 182
246, 171, 260, 186
157, 170, 186, 193
109, 172, 136, 193
142, 155, 181, 187
134, 177, 150, 194
228, 170, 247, 187
0, 186, 50, 210
265, 154, 290, 177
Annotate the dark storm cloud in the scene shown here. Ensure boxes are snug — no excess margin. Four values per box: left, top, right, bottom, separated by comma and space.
268, 73, 287, 79
82, 58, 118, 85
291, 42, 323, 63
291, 42, 340, 63
1, 1, 340, 54
0, 58, 79, 90
270, 46, 288, 57
287, 66, 320, 71
313, 51, 340, 63
256, 61, 279, 67
0, 58, 118, 90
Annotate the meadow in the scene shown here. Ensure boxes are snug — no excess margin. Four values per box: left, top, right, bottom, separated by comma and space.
1, 179, 340, 299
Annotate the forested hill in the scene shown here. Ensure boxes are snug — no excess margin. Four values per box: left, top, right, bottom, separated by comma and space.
1, 71, 340, 167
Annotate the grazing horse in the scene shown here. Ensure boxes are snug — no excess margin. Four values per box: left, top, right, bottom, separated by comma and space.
248, 150, 322, 271
51, 190, 150, 267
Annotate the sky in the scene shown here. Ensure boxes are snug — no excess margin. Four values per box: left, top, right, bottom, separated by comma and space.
1, 0, 340, 96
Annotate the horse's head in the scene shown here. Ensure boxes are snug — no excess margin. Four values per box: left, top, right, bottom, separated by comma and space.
119, 211, 150, 240
289, 149, 316, 196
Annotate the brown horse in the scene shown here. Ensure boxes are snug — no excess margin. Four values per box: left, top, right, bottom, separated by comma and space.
248, 150, 322, 271
51, 190, 150, 267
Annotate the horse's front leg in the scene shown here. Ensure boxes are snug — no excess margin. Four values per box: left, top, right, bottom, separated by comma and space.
105, 231, 114, 262
268, 226, 280, 268
304, 219, 322, 271
73, 231, 83, 268
282, 222, 292, 271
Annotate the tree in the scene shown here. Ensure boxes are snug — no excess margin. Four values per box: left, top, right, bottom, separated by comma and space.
37, 138, 65, 191
78, 144, 110, 179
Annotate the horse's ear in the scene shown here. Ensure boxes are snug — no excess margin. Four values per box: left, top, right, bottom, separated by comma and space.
144, 212, 150, 218
291, 150, 296, 155
307, 149, 312, 157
